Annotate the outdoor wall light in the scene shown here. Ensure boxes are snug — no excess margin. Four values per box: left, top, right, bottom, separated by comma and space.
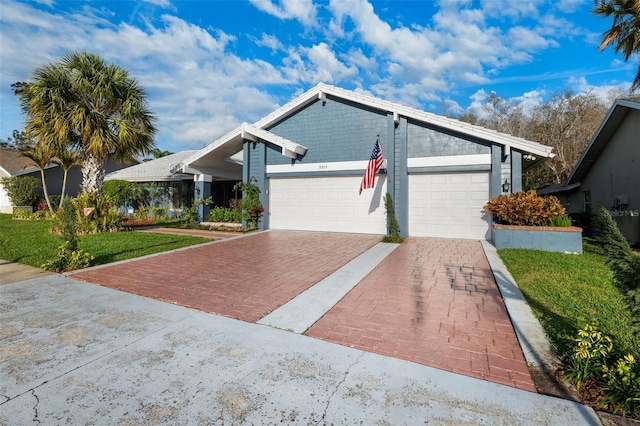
195, 187, 201, 198
502, 179, 510, 193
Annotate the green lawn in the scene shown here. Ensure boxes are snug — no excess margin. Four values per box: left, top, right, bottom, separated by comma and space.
0, 214, 210, 268
499, 245, 638, 360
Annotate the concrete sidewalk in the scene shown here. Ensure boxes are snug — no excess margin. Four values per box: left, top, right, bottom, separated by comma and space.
0, 259, 54, 285
0, 274, 600, 424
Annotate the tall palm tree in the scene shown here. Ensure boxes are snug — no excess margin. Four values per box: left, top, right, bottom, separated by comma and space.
594, 0, 640, 91
53, 148, 83, 209
18, 51, 157, 194
20, 144, 56, 212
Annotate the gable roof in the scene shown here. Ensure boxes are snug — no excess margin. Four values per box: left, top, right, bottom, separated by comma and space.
566, 98, 640, 186
181, 83, 554, 173
105, 150, 199, 182
0, 148, 39, 176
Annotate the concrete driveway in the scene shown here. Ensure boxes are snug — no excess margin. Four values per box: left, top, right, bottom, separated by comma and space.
1, 274, 599, 424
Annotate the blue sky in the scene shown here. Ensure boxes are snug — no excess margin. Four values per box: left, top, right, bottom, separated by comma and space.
0, 0, 634, 152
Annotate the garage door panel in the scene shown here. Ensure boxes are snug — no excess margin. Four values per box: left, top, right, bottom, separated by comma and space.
409, 172, 490, 240
269, 176, 386, 234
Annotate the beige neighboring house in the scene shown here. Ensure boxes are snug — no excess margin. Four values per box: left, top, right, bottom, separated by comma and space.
540, 98, 640, 245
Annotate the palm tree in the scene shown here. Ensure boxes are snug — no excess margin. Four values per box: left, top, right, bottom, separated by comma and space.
20, 144, 56, 212
17, 51, 157, 194
594, 0, 640, 91
53, 148, 83, 209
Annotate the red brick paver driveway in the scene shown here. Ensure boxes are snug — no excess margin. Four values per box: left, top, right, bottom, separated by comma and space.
72, 231, 535, 392
71, 231, 380, 322
306, 237, 536, 392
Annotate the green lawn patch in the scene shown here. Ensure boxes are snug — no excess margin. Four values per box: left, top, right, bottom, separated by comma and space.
0, 213, 209, 269
498, 246, 638, 360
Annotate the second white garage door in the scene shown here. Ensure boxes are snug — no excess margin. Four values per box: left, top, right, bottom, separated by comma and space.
408, 172, 490, 240
268, 176, 387, 234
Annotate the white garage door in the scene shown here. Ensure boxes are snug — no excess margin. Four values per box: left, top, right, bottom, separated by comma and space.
408, 172, 490, 240
268, 176, 387, 234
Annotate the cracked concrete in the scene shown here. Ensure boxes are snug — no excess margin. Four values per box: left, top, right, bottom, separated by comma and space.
0, 275, 601, 424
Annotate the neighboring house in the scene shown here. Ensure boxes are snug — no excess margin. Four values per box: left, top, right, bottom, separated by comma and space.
0, 147, 137, 213
177, 83, 554, 240
539, 98, 640, 245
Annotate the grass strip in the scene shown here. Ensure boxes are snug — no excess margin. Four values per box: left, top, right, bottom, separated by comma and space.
0, 214, 209, 269
498, 246, 637, 360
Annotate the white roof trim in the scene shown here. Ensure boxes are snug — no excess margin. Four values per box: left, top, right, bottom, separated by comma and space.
241, 124, 307, 159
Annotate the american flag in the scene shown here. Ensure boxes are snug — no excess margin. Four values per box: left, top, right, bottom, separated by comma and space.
359, 139, 384, 195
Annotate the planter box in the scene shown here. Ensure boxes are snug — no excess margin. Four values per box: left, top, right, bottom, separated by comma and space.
12, 206, 33, 214
492, 224, 583, 254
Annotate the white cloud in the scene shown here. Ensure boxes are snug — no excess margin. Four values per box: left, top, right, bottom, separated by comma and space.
249, 0, 317, 27
254, 33, 285, 52
143, 0, 172, 8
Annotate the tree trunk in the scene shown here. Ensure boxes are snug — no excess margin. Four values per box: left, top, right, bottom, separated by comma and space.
59, 170, 69, 209
39, 169, 54, 212
81, 153, 107, 194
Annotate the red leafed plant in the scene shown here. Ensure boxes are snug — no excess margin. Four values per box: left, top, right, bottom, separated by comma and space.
484, 190, 567, 226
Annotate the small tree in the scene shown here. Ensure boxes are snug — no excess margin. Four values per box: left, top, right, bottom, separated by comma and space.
382, 193, 403, 243
1, 176, 40, 207
20, 144, 56, 212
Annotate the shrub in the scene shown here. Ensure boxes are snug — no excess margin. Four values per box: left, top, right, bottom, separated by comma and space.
566, 323, 613, 390
207, 207, 242, 223
183, 196, 212, 226
382, 192, 403, 243
550, 214, 572, 227
41, 241, 94, 272
234, 178, 263, 229
103, 180, 136, 207
483, 190, 566, 226
69, 193, 122, 234
566, 323, 640, 418
1, 176, 40, 207
592, 204, 640, 320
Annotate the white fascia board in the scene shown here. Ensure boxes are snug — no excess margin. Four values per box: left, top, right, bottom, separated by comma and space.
407, 154, 491, 168
242, 124, 308, 156
267, 160, 369, 174
181, 124, 245, 169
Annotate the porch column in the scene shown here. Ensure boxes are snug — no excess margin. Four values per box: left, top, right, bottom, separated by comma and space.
490, 145, 502, 199
396, 117, 408, 237
511, 150, 522, 193
194, 174, 212, 222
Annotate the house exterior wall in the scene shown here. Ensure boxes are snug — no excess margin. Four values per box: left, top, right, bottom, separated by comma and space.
246, 94, 517, 237
565, 109, 640, 243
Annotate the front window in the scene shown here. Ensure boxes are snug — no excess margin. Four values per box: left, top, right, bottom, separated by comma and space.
584, 191, 592, 214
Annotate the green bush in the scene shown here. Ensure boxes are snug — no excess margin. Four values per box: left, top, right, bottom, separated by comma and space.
207, 207, 242, 223
592, 205, 640, 320
382, 192, 403, 243
41, 241, 94, 272
1, 176, 40, 207
550, 214, 572, 227
484, 190, 566, 226
566, 323, 640, 418
234, 178, 263, 228
68, 193, 122, 234
103, 180, 136, 206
